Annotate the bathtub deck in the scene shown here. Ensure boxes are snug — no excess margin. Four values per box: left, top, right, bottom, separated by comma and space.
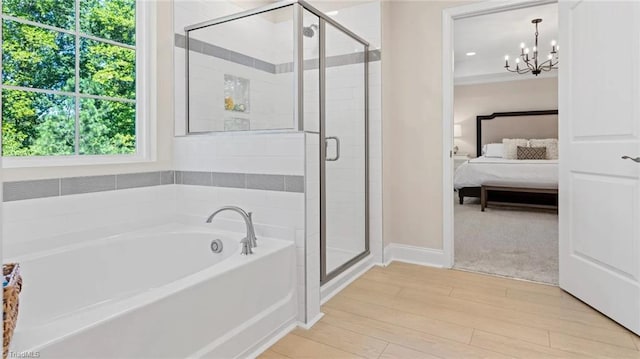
261, 262, 640, 358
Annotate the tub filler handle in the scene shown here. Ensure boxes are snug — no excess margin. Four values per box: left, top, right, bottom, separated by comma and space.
239, 237, 252, 255
206, 206, 257, 255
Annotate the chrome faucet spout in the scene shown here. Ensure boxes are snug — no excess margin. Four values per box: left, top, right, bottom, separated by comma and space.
206, 206, 258, 255
206, 206, 249, 224
246, 212, 257, 248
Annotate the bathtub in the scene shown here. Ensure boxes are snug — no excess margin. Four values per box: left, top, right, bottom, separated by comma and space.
8, 223, 297, 358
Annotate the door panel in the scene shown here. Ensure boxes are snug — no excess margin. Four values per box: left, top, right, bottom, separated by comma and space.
571, 174, 637, 275
321, 21, 368, 281
559, 0, 640, 334
569, 3, 637, 138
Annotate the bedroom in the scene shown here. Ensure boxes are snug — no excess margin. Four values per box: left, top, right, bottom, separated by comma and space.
451, 3, 559, 285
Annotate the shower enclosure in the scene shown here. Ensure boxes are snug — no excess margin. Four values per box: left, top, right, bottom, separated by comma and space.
184, 0, 369, 284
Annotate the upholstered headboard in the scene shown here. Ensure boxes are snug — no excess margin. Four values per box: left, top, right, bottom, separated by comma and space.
476, 110, 559, 157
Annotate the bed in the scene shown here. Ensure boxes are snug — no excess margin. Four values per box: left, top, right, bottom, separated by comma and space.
455, 110, 559, 205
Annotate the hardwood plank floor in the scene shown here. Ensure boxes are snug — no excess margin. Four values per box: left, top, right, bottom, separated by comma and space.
261, 263, 640, 359
633, 334, 640, 351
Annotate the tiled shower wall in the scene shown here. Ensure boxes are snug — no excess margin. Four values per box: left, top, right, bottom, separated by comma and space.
324, 2, 383, 266
172, 132, 308, 322
173, 0, 313, 322
173, 0, 383, 258
174, 0, 295, 135
171, 134, 306, 242
2, 186, 177, 258
176, 39, 294, 133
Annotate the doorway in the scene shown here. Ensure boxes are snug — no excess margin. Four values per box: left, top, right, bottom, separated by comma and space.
443, 0, 560, 284
442, 0, 640, 336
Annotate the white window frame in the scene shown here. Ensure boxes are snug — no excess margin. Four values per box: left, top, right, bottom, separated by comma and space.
1, 0, 153, 168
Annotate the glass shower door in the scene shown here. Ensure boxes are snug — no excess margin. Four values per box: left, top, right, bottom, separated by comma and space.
320, 21, 368, 283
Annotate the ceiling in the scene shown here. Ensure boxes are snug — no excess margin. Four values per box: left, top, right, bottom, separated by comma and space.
454, 3, 558, 85
233, 0, 368, 12
231, 0, 370, 22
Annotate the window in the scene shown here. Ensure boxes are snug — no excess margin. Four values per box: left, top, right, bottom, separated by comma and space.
1, 0, 142, 161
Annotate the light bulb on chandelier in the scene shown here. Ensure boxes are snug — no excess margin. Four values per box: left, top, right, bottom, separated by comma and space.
503, 18, 558, 76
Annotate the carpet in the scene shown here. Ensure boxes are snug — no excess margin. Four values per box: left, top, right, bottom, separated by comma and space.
454, 195, 559, 285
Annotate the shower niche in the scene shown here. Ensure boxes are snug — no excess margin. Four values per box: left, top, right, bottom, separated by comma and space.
184, 0, 369, 286
185, 5, 295, 133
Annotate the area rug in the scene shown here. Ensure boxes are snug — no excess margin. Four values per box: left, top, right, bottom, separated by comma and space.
454, 196, 559, 285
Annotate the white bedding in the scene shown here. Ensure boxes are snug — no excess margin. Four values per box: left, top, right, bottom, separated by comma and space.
454, 156, 558, 189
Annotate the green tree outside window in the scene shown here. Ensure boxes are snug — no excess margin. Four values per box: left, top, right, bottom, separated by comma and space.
1, 0, 137, 157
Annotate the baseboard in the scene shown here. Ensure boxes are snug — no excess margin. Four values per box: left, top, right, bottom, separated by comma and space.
320, 255, 375, 305
296, 312, 325, 330
384, 243, 445, 268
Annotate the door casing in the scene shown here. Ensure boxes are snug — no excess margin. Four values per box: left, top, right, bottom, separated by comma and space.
441, 0, 558, 268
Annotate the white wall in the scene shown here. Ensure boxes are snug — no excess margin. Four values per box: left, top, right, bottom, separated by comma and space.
454, 78, 558, 156
3, 187, 176, 258
174, 185, 303, 251
381, 0, 475, 252
2, 185, 302, 265
173, 133, 304, 175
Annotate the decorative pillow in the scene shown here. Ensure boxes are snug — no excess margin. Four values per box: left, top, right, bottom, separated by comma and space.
484, 143, 504, 158
502, 138, 529, 159
529, 139, 558, 159
517, 146, 547, 160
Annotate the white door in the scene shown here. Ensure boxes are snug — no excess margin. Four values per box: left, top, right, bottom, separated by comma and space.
559, 0, 640, 334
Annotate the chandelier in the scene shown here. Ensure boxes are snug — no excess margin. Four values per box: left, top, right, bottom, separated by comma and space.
504, 18, 558, 76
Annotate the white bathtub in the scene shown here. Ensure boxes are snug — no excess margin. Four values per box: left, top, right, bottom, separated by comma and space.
8, 223, 297, 358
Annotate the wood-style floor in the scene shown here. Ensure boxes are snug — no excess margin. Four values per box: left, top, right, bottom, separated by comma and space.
260, 262, 640, 358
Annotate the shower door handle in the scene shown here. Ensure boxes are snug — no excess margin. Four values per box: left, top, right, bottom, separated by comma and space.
325, 136, 340, 161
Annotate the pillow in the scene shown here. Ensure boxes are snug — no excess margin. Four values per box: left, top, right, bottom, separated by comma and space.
502, 138, 529, 159
484, 143, 504, 158
529, 138, 558, 159
517, 146, 547, 160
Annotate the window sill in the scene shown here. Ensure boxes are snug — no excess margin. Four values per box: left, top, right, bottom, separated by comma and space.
2, 154, 152, 169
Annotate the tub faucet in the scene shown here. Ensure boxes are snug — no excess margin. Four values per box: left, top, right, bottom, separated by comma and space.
206, 206, 257, 255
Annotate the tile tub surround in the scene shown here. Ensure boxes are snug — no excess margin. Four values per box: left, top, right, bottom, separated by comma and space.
173, 133, 307, 323
175, 171, 304, 192
3, 171, 304, 202
175, 34, 381, 75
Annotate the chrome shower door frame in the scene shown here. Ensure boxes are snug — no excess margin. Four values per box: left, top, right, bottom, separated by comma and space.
318, 18, 370, 285
183, 0, 370, 286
